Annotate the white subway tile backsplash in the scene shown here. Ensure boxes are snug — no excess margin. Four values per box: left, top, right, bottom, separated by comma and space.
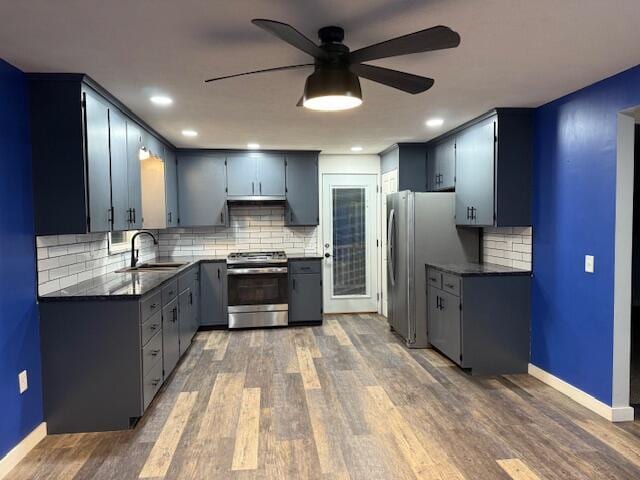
482, 226, 532, 270
36, 205, 319, 295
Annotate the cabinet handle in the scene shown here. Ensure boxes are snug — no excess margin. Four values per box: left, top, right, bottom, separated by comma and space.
293, 278, 296, 290
220, 211, 224, 224
445, 283, 455, 289
150, 303, 158, 310
470, 207, 476, 220
168, 212, 172, 223
259, 182, 262, 194
108, 207, 114, 226
172, 307, 177, 322
217, 267, 220, 280
189, 292, 193, 305
466, 207, 470, 220
133, 208, 136, 224
127, 208, 132, 224
150, 324, 158, 331
252, 182, 255, 194
429, 276, 437, 282
150, 349, 160, 357
436, 296, 440, 309
151, 378, 161, 386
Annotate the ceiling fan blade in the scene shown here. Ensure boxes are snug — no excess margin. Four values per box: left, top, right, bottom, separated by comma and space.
348, 26, 460, 64
204, 63, 314, 83
252, 19, 328, 60
350, 63, 434, 94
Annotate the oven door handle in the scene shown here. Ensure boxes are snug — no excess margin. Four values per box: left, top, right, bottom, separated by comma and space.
227, 267, 288, 275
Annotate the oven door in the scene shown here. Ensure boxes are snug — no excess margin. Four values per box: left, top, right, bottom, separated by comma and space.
227, 267, 288, 328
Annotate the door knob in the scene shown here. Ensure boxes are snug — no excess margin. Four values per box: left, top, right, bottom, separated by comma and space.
324, 253, 331, 258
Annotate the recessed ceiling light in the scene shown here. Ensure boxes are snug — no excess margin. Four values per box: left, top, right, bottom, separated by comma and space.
150, 95, 173, 106
247, 143, 260, 149
351, 146, 363, 152
426, 118, 444, 128
181, 129, 198, 137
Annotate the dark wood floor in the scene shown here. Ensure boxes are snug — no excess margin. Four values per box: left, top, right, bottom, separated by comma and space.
8, 314, 640, 479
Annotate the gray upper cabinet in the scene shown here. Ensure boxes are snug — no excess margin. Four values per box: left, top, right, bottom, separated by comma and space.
126, 122, 143, 229
28, 74, 176, 235
455, 116, 496, 226
109, 110, 129, 231
285, 152, 319, 226
177, 153, 228, 227
83, 88, 112, 232
257, 154, 286, 196
452, 109, 533, 227
380, 143, 429, 192
163, 147, 179, 227
227, 153, 286, 198
427, 137, 455, 191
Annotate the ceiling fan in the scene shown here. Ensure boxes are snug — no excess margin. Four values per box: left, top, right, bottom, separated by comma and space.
204, 19, 461, 111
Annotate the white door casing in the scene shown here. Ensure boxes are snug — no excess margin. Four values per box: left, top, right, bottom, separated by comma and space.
322, 173, 378, 313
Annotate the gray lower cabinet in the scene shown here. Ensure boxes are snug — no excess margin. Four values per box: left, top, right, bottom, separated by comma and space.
288, 259, 323, 324
285, 152, 319, 226
200, 261, 228, 326
177, 152, 228, 227
162, 297, 180, 378
426, 266, 530, 375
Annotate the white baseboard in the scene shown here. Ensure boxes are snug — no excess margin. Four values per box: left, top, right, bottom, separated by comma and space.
0, 423, 47, 480
528, 364, 634, 422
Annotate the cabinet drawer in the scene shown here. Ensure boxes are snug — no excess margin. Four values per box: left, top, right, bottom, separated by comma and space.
141, 291, 162, 322
141, 310, 162, 346
162, 279, 178, 305
142, 329, 163, 376
442, 273, 460, 297
178, 267, 198, 292
142, 359, 163, 411
290, 260, 321, 274
427, 269, 442, 289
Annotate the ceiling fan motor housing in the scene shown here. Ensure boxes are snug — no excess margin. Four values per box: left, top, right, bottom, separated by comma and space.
303, 66, 362, 102
318, 26, 344, 44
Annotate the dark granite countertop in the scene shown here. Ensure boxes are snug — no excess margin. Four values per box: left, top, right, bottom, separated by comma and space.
39, 255, 227, 301
426, 262, 531, 277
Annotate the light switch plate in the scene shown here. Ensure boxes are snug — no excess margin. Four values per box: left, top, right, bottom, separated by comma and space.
18, 370, 28, 394
585, 255, 595, 273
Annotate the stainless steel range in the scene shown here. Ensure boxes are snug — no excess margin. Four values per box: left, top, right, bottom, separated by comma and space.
227, 251, 288, 329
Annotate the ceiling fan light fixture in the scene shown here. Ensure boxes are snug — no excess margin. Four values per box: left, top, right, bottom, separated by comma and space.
303, 67, 362, 111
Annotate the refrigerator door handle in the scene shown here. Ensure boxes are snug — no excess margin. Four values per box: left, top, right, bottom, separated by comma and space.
387, 208, 396, 286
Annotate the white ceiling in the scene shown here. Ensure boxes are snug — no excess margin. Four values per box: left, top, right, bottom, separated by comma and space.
2, 0, 640, 154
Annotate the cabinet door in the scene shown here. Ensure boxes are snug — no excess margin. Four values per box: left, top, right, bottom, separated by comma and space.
290, 273, 322, 323
192, 279, 200, 333
426, 147, 437, 191
427, 286, 444, 350
109, 110, 129, 231
162, 299, 180, 377
285, 153, 319, 225
257, 153, 286, 196
439, 290, 461, 363
455, 116, 496, 226
83, 89, 112, 232
164, 147, 179, 227
126, 121, 143, 229
226, 154, 257, 196
434, 137, 455, 191
200, 262, 228, 326
178, 288, 192, 356
178, 153, 228, 226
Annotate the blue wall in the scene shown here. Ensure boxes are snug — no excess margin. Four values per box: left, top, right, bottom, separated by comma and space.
0, 59, 43, 458
532, 65, 640, 405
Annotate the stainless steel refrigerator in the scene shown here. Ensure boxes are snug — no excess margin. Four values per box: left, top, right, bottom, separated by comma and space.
386, 191, 479, 347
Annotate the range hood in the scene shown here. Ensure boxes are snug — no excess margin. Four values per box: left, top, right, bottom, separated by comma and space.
226, 195, 287, 204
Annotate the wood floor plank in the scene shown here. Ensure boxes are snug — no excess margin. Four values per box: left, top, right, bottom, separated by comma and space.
232, 388, 261, 471
10, 314, 640, 480
497, 459, 541, 480
296, 345, 321, 390
139, 391, 198, 478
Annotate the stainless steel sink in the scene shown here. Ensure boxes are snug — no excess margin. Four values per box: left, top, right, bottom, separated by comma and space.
116, 262, 187, 273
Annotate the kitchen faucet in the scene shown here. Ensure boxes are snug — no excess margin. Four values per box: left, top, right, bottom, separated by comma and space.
130, 231, 158, 267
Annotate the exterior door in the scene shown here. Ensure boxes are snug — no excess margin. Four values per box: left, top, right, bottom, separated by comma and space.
381, 170, 398, 317
322, 174, 378, 313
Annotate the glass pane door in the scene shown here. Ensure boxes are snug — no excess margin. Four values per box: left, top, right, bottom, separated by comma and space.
332, 187, 367, 297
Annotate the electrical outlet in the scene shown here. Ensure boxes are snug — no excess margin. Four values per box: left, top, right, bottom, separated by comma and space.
585, 255, 595, 273
18, 370, 28, 394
